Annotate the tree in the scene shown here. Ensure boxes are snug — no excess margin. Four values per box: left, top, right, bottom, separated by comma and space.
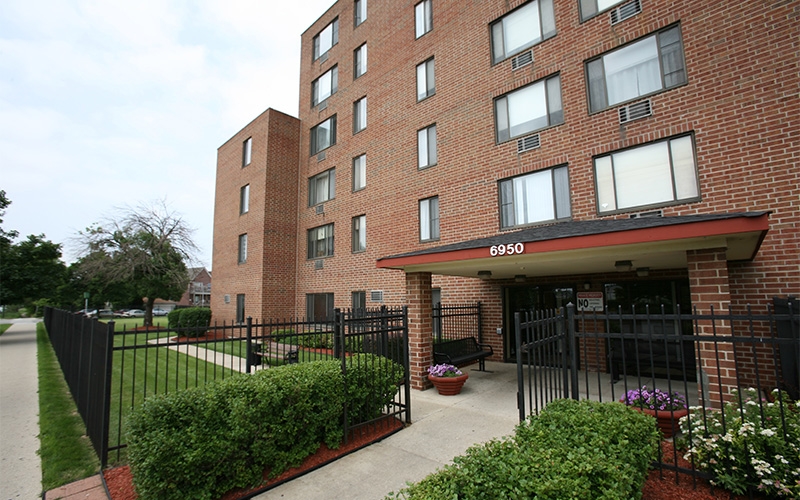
77, 200, 198, 326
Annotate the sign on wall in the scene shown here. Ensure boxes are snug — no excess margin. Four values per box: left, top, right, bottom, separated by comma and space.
576, 292, 604, 311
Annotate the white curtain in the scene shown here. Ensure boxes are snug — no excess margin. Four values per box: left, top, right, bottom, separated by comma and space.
604, 37, 661, 106
504, 2, 540, 55
513, 170, 554, 224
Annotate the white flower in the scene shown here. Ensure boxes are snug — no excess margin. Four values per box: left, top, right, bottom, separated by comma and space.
761, 428, 776, 437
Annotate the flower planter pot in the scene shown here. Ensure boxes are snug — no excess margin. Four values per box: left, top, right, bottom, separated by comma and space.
639, 407, 689, 438
428, 373, 468, 395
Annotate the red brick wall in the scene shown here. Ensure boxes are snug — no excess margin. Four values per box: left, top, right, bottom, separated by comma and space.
211, 109, 300, 322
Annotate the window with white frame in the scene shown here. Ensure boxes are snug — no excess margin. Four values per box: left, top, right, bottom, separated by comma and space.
238, 233, 248, 264
579, 0, 626, 22
415, 0, 432, 38
499, 165, 571, 229
419, 196, 439, 241
495, 74, 562, 142
240, 184, 249, 215
313, 18, 339, 61
491, 0, 556, 65
416, 58, 435, 101
418, 124, 437, 169
594, 134, 699, 214
308, 168, 336, 206
352, 154, 366, 191
242, 137, 252, 167
308, 224, 334, 258
352, 215, 366, 252
586, 24, 686, 113
310, 116, 337, 155
354, 44, 367, 79
355, 0, 367, 26
353, 97, 367, 133
312, 66, 338, 107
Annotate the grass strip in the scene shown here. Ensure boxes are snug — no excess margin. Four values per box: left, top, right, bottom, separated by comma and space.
37, 322, 101, 491
0, 324, 10, 335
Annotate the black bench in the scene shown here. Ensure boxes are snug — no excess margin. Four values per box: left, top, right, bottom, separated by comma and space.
433, 337, 493, 371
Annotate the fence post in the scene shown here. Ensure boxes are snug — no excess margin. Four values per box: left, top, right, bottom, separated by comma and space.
335, 309, 349, 444
99, 321, 115, 467
567, 303, 579, 401
245, 316, 253, 374
515, 311, 526, 422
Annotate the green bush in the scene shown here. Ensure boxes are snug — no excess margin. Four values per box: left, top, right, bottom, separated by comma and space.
127, 354, 402, 499
389, 399, 659, 500
343, 354, 404, 424
679, 388, 800, 497
166, 307, 211, 337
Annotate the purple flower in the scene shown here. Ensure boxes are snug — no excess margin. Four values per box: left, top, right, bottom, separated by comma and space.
427, 363, 463, 378
623, 385, 687, 411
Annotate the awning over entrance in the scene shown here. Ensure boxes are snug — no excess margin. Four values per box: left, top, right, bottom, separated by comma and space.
376, 212, 770, 279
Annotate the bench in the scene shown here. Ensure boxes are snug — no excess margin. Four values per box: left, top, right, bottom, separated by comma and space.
433, 337, 493, 371
249, 342, 299, 366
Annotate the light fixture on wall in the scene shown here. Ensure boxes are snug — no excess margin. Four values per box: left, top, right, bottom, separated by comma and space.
477, 270, 492, 279
514, 274, 526, 283
614, 260, 633, 272
636, 267, 650, 277
583, 282, 591, 290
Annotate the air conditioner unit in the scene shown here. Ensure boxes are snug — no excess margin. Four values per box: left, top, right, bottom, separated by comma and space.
314, 259, 324, 269
316, 204, 325, 215
629, 209, 664, 219
517, 134, 541, 154
370, 290, 384, 302
511, 50, 533, 71
619, 99, 652, 124
610, 0, 642, 25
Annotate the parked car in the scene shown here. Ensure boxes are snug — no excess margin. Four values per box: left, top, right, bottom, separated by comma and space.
124, 309, 145, 318
113, 309, 128, 318
152, 308, 169, 316
97, 309, 115, 318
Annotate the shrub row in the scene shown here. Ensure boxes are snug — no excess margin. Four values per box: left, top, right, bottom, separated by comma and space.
389, 399, 660, 500
166, 307, 211, 336
127, 354, 402, 500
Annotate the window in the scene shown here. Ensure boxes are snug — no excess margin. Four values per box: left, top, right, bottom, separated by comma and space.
419, 196, 439, 241
353, 154, 366, 191
306, 293, 334, 322
352, 291, 366, 310
308, 223, 334, 258
499, 165, 571, 229
312, 66, 338, 107
308, 168, 336, 206
354, 44, 367, 79
353, 97, 367, 133
416, 58, 435, 101
495, 74, 562, 142
587, 25, 686, 113
579, 0, 626, 22
242, 137, 252, 167
355, 0, 367, 26
352, 215, 366, 252
415, 0, 432, 38
239, 184, 249, 215
594, 134, 699, 214
236, 294, 245, 323
491, 0, 556, 64
313, 18, 339, 61
417, 124, 437, 169
238, 234, 248, 264
310, 116, 337, 155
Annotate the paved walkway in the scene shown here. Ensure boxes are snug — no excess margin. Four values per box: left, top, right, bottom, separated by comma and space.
0, 319, 44, 499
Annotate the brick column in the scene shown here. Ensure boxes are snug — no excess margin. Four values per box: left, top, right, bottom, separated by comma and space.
406, 272, 433, 390
687, 248, 734, 406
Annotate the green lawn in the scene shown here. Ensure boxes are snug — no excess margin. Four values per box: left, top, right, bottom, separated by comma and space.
0, 324, 10, 335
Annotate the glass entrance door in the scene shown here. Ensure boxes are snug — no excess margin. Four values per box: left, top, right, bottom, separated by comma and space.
503, 284, 574, 361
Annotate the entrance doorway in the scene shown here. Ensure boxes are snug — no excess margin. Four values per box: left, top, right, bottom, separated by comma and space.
504, 284, 574, 362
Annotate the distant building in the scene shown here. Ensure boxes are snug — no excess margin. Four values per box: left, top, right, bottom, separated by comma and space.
153, 267, 212, 312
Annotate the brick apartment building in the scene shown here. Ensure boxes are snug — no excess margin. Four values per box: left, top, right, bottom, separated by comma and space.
212, 0, 798, 389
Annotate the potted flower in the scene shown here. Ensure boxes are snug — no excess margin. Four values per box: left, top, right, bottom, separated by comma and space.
427, 363, 468, 395
621, 385, 689, 438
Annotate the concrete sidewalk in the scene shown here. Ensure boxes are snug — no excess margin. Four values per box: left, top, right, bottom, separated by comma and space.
0, 319, 44, 499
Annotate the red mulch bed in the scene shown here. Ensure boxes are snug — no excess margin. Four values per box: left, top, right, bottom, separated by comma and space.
106, 435, 767, 500
103, 418, 405, 500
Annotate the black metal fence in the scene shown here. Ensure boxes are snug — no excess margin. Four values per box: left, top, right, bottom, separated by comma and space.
515, 300, 799, 489
44, 306, 410, 467
432, 302, 482, 343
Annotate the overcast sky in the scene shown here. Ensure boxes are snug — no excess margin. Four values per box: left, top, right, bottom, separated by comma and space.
0, 0, 335, 269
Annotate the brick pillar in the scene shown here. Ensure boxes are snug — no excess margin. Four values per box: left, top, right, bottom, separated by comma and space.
406, 272, 433, 390
687, 248, 734, 406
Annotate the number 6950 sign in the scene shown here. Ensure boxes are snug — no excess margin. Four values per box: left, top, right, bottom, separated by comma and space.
489, 242, 524, 256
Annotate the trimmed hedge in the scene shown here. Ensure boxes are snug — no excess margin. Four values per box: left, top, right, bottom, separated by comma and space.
127, 355, 402, 500
166, 307, 211, 337
389, 399, 660, 500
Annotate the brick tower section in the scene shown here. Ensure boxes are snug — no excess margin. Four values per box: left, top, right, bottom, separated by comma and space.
687, 248, 734, 406
406, 272, 433, 390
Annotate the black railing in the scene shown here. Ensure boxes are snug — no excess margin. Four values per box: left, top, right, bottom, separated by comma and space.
43, 306, 410, 467
432, 302, 482, 343
516, 300, 799, 492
